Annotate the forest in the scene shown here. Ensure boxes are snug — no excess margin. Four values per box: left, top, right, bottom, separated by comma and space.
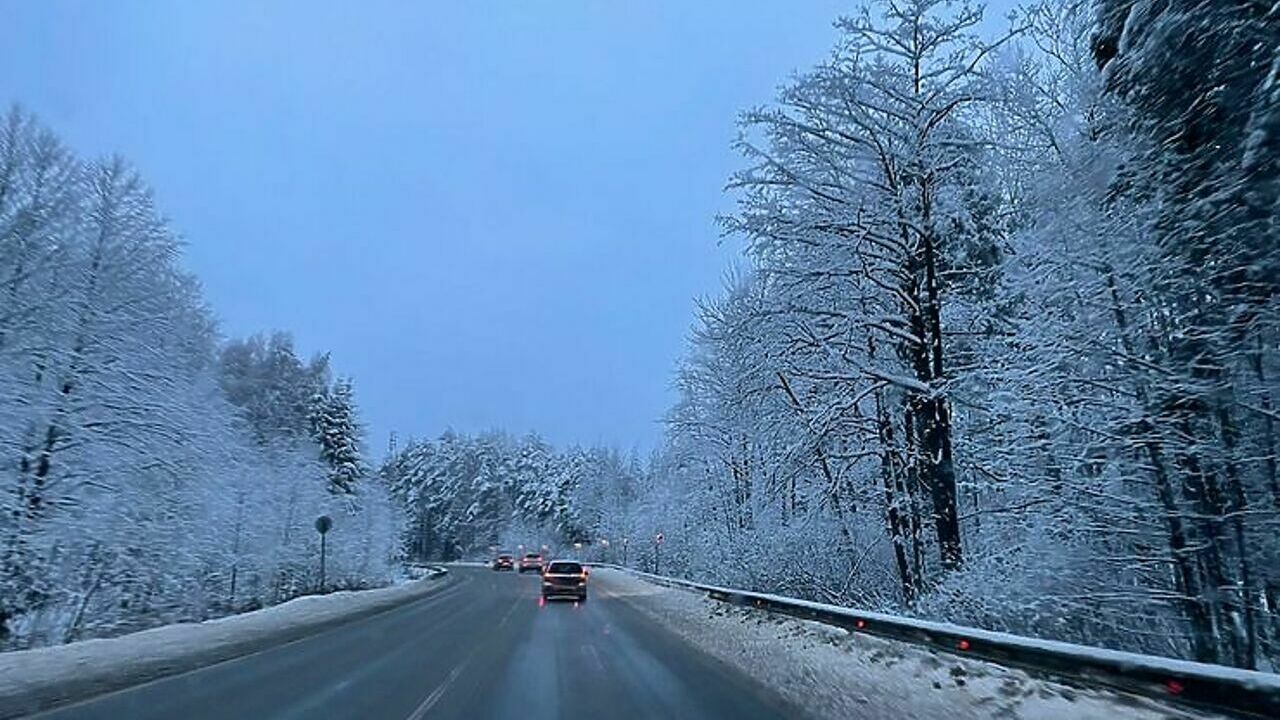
0, 111, 400, 648
388, 0, 1280, 671
2, 0, 1277, 674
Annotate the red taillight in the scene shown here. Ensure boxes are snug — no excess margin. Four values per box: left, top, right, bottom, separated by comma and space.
855, 619, 866, 630
580, 572, 589, 582
957, 639, 971, 651
1165, 679, 1185, 695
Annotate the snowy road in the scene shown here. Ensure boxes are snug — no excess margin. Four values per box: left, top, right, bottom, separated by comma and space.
28, 567, 799, 720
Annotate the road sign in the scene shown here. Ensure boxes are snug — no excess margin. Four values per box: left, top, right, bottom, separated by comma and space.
655, 532, 664, 545
315, 515, 332, 593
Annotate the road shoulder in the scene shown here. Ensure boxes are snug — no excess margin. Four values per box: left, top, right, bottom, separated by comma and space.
0, 570, 454, 719
594, 569, 1219, 720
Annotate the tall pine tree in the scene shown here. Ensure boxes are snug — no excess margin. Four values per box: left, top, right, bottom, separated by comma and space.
309, 378, 366, 494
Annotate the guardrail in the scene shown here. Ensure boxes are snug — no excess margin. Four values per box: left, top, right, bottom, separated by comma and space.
589, 563, 1280, 719
405, 563, 449, 580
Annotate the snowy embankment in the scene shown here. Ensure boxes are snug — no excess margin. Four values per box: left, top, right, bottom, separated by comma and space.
596, 568, 1223, 720
0, 568, 451, 719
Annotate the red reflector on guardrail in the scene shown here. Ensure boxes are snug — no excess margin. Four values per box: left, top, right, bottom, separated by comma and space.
601, 562, 1280, 718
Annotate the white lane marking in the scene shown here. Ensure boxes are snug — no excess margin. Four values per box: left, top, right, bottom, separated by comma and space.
405, 589, 523, 720
276, 587, 478, 720
586, 642, 606, 673
29, 578, 471, 720
406, 663, 465, 720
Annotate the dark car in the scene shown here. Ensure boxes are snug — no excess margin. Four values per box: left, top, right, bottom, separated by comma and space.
492, 553, 514, 571
518, 553, 544, 573
541, 560, 588, 601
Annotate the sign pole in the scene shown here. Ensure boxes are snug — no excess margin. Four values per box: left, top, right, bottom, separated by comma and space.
315, 515, 333, 593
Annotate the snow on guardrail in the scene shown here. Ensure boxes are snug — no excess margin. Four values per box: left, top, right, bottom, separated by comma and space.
590, 563, 1280, 719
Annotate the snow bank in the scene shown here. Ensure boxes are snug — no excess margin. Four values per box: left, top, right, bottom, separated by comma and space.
595, 569, 1221, 720
0, 569, 451, 718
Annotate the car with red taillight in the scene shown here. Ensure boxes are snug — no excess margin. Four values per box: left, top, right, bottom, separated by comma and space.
518, 552, 544, 573
540, 560, 588, 601
492, 552, 515, 571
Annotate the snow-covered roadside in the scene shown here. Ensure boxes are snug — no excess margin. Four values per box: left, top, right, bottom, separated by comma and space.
0, 569, 452, 719
595, 569, 1219, 720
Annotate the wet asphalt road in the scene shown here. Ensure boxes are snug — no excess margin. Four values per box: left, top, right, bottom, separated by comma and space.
31, 567, 798, 720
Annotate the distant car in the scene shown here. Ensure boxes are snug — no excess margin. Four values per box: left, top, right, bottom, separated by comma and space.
492, 553, 514, 571
541, 560, 588, 601
518, 553, 544, 573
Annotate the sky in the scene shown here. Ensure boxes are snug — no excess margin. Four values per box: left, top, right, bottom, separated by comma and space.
2, 1, 1013, 457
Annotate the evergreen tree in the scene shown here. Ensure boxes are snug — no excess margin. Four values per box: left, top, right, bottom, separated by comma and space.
309, 378, 366, 495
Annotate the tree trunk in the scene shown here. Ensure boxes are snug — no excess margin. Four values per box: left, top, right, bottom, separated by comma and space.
918, 210, 962, 571
874, 382, 917, 604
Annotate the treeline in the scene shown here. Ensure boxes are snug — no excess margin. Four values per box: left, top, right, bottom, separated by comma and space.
0, 109, 400, 649
381, 431, 641, 562
637, 0, 1280, 670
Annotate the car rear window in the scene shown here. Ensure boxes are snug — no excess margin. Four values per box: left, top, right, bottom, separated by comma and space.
546, 561, 582, 574
524, 553, 540, 559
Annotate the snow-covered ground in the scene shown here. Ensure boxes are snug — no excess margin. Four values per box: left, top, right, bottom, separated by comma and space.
596, 568, 1220, 720
0, 570, 450, 718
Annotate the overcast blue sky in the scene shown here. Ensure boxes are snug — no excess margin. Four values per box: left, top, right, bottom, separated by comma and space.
3, 1, 1013, 456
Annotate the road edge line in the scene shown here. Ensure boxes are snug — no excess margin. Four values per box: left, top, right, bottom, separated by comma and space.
0, 568, 456, 719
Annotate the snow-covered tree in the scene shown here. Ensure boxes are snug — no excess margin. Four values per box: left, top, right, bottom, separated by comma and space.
0, 107, 400, 648
621, 0, 1280, 670
309, 378, 366, 494
382, 430, 643, 562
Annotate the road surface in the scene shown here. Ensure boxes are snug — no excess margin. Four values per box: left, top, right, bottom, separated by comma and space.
30, 567, 801, 720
